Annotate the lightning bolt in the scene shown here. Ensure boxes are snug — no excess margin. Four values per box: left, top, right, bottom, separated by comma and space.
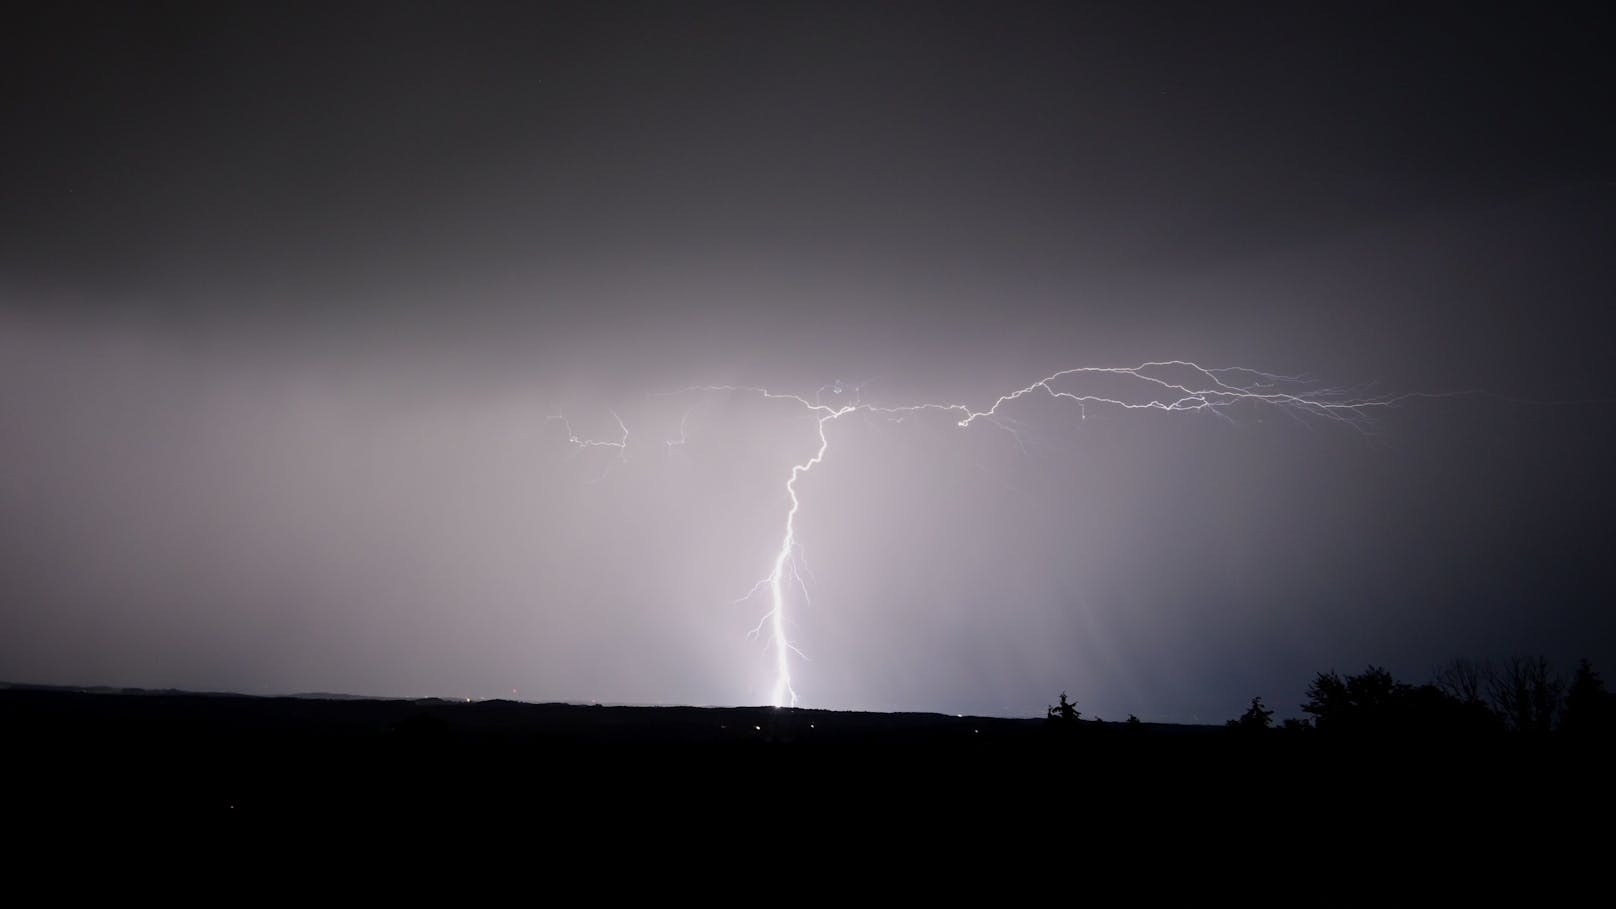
756, 401, 851, 706
568, 361, 1456, 707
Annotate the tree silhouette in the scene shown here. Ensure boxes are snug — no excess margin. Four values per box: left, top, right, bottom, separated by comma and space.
1303, 666, 1409, 732
1432, 657, 1487, 705
1485, 656, 1563, 735
1047, 692, 1080, 724
1302, 665, 1489, 736
1227, 696, 1274, 731
1560, 659, 1614, 741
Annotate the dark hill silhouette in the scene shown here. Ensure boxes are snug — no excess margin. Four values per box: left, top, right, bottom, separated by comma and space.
5, 673, 1606, 827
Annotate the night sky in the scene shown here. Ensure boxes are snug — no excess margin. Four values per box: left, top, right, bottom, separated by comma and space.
3, 2, 1613, 721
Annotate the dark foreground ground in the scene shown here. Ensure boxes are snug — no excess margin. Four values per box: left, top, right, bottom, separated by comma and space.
10, 683, 1610, 892
5, 682, 1609, 850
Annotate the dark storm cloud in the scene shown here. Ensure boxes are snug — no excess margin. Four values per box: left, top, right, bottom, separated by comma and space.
2, 2, 1613, 718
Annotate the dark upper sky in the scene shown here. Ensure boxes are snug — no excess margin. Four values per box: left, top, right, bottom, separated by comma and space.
2, 2, 1613, 718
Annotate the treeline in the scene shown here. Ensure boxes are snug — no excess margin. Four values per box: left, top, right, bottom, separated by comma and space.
1048, 656, 1616, 740
1226, 657, 1616, 739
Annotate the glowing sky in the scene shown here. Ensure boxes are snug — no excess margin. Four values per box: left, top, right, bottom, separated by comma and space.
2, 3, 1613, 720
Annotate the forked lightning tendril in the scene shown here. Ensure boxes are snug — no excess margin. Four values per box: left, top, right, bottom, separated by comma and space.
548, 411, 629, 482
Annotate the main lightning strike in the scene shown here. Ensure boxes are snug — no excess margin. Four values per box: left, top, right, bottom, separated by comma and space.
578, 361, 1449, 707
758, 402, 854, 706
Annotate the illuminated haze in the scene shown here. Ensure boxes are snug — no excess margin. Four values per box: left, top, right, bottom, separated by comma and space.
2, 3, 1613, 721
